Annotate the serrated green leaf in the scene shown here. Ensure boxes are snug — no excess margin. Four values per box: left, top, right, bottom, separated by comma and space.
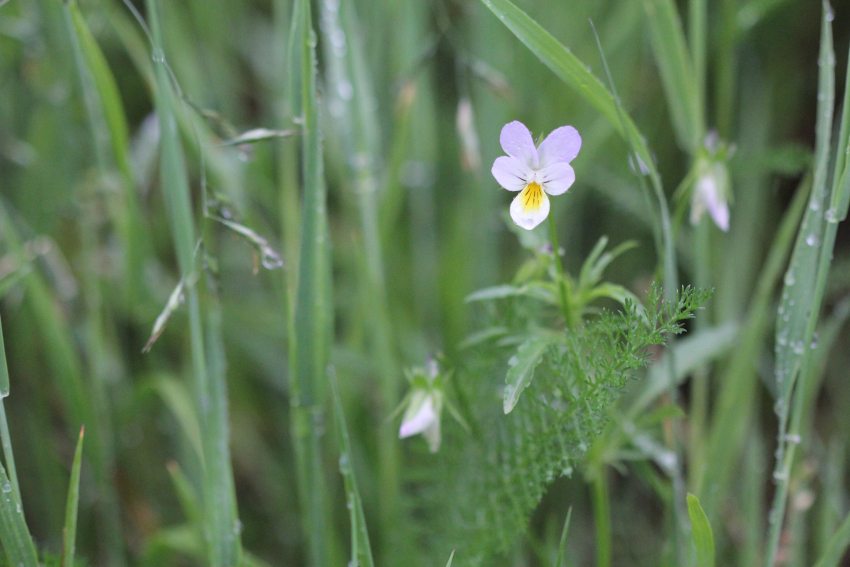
687, 494, 715, 567
503, 334, 555, 414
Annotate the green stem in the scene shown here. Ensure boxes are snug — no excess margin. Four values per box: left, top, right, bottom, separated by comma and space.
592, 470, 612, 567
548, 213, 575, 328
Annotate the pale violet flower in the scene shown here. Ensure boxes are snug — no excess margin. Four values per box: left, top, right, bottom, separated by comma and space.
398, 359, 444, 453
491, 121, 582, 230
690, 132, 732, 232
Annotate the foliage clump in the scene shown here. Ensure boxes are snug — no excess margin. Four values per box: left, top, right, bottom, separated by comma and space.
413, 283, 708, 564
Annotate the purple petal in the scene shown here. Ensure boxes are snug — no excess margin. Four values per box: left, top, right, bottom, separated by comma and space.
500, 121, 539, 168
492, 156, 531, 191
537, 126, 581, 168
539, 162, 575, 196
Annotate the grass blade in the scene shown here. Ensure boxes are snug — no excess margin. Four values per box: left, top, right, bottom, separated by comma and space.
287, 0, 334, 564
62, 426, 85, 567
766, 5, 839, 565
319, 0, 401, 539
0, 460, 37, 567
813, 505, 850, 567
642, 0, 701, 150
480, 0, 657, 176
146, 1, 242, 563
554, 507, 572, 567
686, 493, 715, 567
330, 372, 376, 567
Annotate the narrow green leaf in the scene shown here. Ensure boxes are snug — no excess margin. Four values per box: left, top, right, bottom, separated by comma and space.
503, 334, 555, 414
813, 506, 850, 567
629, 322, 739, 417
219, 128, 297, 146
150, 377, 203, 463
287, 0, 334, 564
62, 426, 85, 567
773, 0, 834, 411
143, 279, 186, 353
554, 507, 572, 567
642, 0, 701, 150
445, 550, 456, 567
480, 0, 656, 175
166, 461, 202, 528
329, 372, 375, 567
686, 493, 715, 567
0, 461, 37, 567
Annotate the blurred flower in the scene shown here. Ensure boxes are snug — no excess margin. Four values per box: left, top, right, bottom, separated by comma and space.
690, 132, 732, 232
491, 121, 582, 230
398, 358, 444, 453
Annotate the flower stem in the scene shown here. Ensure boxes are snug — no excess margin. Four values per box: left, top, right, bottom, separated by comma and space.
548, 213, 575, 329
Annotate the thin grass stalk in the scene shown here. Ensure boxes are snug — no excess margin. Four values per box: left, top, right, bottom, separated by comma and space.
592, 471, 611, 567
62, 426, 85, 567
319, 0, 401, 542
698, 173, 809, 513
288, 0, 334, 563
0, 316, 20, 512
591, 23, 687, 563
146, 1, 242, 563
765, 6, 848, 564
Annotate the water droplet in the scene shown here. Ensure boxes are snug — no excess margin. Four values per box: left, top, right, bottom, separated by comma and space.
773, 470, 788, 480
337, 80, 353, 101
826, 208, 840, 222
151, 48, 165, 63
793, 341, 805, 355
810, 200, 820, 211
826, 5, 835, 21
806, 233, 819, 247
785, 434, 801, 444
784, 271, 796, 286
261, 250, 284, 270
1, 482, 11, 494
810, 333, 819, 349
234, 519, 243, 534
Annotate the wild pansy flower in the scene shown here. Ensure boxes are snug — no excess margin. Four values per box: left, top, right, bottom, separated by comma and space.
491, 121, 581, 230
396, 357, 469, 453
690, 132, 732, 232
398, 359, 444, 453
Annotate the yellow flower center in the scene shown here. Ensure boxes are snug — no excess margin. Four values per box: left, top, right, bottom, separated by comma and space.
520, 182, 544, 213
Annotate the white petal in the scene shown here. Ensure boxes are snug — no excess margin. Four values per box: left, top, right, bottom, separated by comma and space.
423, 420, 441, 453
510, 186, 550, 230
492, 156, 532, 191
499, 121, 539, 169
705, 189, 730, 232
539, 162, 576, 196
537, 125, 581, 168
691, 174, 730, 232
399, 393, 437, 438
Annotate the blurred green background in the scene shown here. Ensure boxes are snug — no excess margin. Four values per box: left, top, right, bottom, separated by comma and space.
0, 0, 849, 565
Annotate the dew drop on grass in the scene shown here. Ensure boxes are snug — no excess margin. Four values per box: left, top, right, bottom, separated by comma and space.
1, 482, 11, 493
806, 233, 819, 247
151, 48, 165, 63
826, 208, 840, 222
793, 341, 804, 355
784, 271, 796, 286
